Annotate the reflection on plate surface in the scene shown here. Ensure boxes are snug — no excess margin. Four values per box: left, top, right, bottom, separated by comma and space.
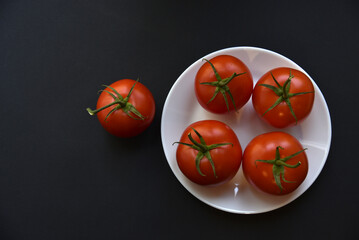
161, 46, 331, 214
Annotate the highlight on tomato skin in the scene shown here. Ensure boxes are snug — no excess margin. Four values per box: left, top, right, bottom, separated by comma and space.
242, 131, 309, 195
194, 55, 253, 114
252, 67, 315, 128
174, 120, 242, 186
86, 79, 156, 138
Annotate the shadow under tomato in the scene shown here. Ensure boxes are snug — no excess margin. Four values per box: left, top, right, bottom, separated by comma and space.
102, 116, 161, 154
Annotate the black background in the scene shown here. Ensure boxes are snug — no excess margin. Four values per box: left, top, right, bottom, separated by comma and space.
1, 0, 358, 239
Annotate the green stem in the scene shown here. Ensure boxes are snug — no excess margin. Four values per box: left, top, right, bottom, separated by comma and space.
86, 80, 146, 121
255, 145, 306, 192
282, 80, 291, 99
276, 160, 301, 168
86, 101, 120, 115
200, 58, 246, 112
173, 128, 232, 178
188, 132, 207, 152
259, 69, 314, 124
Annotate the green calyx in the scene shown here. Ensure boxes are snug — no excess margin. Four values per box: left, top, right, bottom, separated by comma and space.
255, 146, 307, 192
200, 59, 246, 112
173, 128, 233, 178
259, 69, 313, 124
86, 79, 145, 121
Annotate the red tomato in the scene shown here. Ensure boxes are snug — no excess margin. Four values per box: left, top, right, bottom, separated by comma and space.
174, 120, 242, 186
195, 55, 253, 114
252, 67, 315, 128
87, 79, 155, 138
242, 132, 308, 195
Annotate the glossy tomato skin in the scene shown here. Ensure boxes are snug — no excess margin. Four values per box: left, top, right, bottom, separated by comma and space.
195, 55, 253, 114
242, 132, 308, 195
176, 120, 242, 186
252, 67, 314, 128
96, 79, 155, 138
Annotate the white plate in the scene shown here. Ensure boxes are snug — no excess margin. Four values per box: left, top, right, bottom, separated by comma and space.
161, 46, 331, 214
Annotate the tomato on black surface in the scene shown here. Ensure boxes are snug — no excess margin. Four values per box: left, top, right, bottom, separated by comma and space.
87, 79, 155, 138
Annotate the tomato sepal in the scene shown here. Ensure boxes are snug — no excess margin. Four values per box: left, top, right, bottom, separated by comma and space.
86, 79, 146, 121
173, 127, 233, 178
255, 146, 307, 192
199, 58, 246, 112
259, 69, 314, 125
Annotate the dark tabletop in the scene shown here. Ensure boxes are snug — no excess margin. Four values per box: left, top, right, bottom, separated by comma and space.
1, 0, 358, 239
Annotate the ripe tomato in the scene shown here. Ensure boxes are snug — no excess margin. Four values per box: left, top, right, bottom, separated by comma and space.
252, 67, 315, 128
174, 120, 242, 186
242, 132, 308, 195
195, 55, 253, 114
87, 79, 155, 138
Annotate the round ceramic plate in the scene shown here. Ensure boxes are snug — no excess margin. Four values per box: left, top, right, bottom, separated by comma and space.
161, 46, 331, 214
